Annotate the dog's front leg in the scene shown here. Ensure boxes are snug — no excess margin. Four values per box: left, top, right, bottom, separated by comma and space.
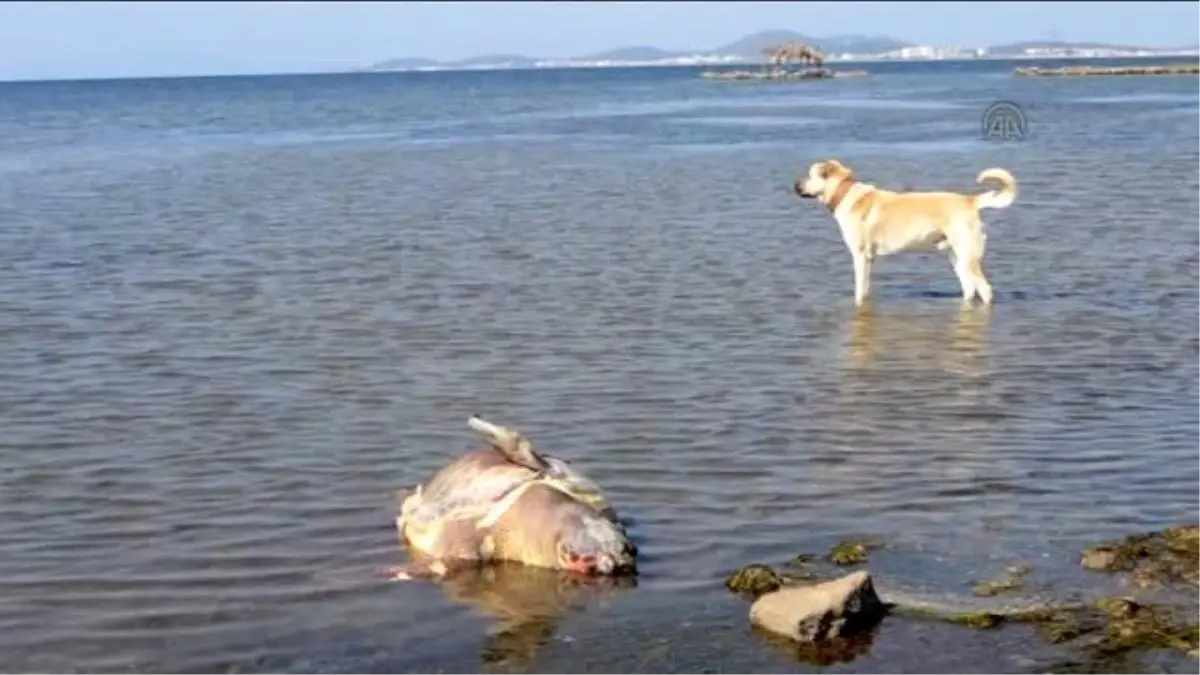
851, 252, 872, 306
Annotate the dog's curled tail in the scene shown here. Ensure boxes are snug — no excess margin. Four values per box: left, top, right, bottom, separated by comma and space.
974, 168, 1017, 210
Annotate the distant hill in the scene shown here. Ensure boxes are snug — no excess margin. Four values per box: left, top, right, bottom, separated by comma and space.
988, 40, 1161, 55
817, 34, 917, 55
365, 31, 1194, 71
458, 53, 541, 67
365, 57, 440, 71
714, 30, 912, 57
584, 45, 681, 62
365, 29, 919, 71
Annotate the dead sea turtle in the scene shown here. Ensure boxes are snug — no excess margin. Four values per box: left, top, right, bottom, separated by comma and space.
391, 416, 637, 578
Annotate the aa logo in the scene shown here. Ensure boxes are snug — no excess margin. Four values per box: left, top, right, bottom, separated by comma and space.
981, 101, 1027, 142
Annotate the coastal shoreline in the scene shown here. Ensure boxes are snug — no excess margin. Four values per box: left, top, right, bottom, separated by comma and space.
371, 52, 1200, 74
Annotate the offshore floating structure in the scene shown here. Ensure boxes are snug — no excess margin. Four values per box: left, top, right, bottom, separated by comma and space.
701, 41, 868, 82
1014, 62, 1200, 77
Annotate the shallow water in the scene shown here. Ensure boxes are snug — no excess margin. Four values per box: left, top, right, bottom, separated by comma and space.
0, 58, 1197, 673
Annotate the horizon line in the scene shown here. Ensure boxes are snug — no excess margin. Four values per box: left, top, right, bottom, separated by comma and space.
2, 52, 1197, 86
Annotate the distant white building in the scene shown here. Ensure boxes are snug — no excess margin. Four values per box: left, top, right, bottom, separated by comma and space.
899, 45, 935, 59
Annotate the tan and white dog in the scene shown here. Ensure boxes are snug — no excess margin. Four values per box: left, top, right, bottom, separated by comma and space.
794, 159, 1017, 306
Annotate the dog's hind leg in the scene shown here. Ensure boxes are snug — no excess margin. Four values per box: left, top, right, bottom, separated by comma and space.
852, 252, 873, 306
966, 256, 994, 305
948, 247, 977, 305
964, 229, 994, 304
951, 250, 994, 305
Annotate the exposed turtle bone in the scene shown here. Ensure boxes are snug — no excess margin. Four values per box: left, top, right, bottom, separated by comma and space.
468, 415, 551, 473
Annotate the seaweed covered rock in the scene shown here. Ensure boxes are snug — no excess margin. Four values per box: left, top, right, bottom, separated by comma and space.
749, 571, 887, 643
726, 564, 786, 595
892, 591, 1198, 665
1093, 599, 1198, 655
1080, 524, 1199, 587
827, 540, 874, 566
726, 556, 822, 597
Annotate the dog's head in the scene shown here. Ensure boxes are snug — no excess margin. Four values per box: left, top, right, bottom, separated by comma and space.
794, 159, 854, 202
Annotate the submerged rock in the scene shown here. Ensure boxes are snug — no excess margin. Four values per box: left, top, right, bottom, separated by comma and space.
1031, 611, 1095, 644
748, 571, 887, 643
1080, 549, 1121, 571
787, 553, 818, 567
972, 563, 1030, 598
922, 594, 1199, 664
948, 612, 1006, 629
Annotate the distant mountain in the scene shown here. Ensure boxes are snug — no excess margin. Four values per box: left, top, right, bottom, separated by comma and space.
365, 56, 440, 71
458, 53, 541, 67
713, 30, 912, 57
584, 45, 682, 62
817, 34, 917, 55
365, 31, 1196, 72
365, 29, 917, 71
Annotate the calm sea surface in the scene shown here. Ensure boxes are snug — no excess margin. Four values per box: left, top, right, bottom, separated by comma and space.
0, 58, 1197, 673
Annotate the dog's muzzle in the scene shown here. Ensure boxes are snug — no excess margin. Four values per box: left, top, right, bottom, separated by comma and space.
794, 181, 817, 199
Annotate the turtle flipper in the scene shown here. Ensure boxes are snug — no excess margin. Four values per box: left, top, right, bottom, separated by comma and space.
379, 557, 477, 582
468, 416, 551, 473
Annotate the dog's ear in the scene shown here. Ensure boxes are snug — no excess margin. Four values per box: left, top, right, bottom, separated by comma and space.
823, 160, 855, 183
822, 159, 849, 177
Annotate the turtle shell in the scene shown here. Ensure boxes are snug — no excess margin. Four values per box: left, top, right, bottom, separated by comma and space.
398, 449, 620, 552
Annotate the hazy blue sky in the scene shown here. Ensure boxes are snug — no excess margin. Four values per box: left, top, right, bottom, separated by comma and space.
1, 1, 1197, 81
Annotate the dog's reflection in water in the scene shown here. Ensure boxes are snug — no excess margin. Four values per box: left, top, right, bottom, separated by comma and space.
843, 304, 994, 377
423, 562, 637, 673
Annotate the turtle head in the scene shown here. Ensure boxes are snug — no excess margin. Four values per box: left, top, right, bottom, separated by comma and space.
552, 499, 637, 576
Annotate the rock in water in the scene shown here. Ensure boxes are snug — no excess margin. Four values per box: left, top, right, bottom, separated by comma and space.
749, 571, 887, 643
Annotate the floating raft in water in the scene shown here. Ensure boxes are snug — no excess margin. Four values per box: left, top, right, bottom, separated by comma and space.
1014, 63, 1199, 77
700, 68, 868, 82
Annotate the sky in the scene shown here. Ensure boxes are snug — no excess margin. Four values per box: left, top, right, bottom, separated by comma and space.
0, 1, 1197, 81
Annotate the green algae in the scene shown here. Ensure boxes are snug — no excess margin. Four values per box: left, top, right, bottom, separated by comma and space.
972, 563, 1031, 598
827, 540, 873, 566
725, 564, 785, 596
1080, 524, 1199, 588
